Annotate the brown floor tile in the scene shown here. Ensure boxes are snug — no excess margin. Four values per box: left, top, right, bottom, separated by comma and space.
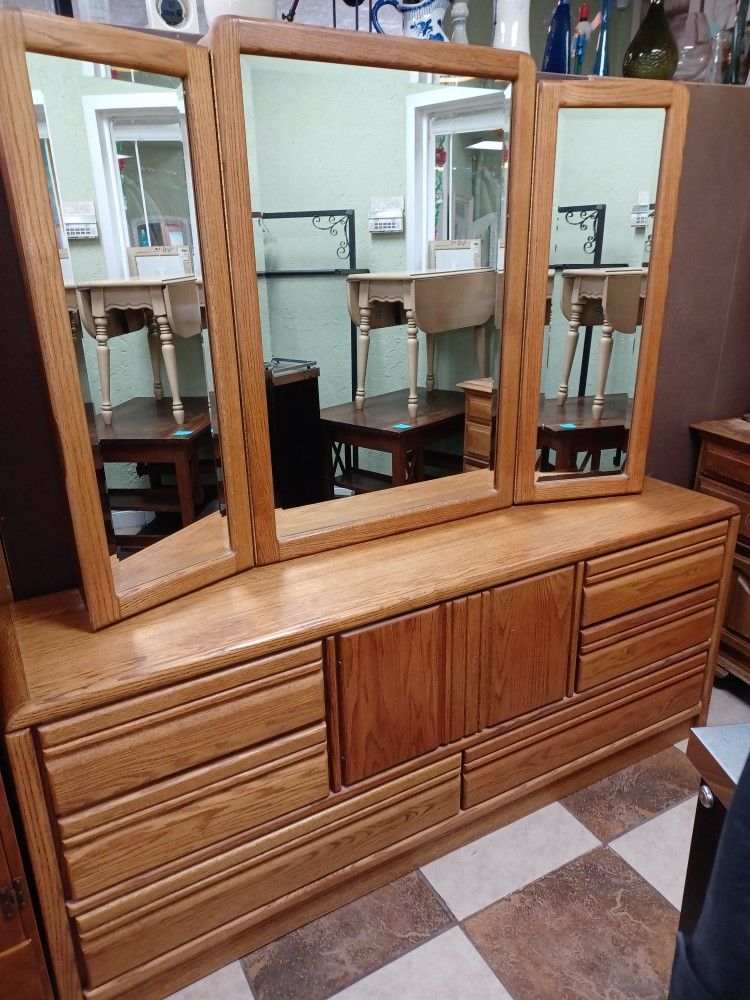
562, 747, 699, 841
464, 845, 678, 1000
242, 872, 453, 1000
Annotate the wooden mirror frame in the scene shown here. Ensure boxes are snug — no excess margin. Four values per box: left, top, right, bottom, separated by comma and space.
515, 78, 689, 504
208, 18, 535, 564
0, 10, 255, 629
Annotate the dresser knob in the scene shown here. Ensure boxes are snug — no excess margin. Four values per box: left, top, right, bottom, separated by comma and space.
699, 784, 714, 809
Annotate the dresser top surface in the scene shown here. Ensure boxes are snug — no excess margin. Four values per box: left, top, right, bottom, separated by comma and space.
691, 418, 750, 449
1, 478, 736, 731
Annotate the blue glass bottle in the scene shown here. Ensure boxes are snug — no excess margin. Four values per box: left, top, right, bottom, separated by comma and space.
542, 0, 572, 74
592, 0, 611, 75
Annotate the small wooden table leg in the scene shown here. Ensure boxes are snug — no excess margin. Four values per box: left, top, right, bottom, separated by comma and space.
392, 443, 408, 486
355, 306, 371, 411
405, 308, 419, 419
174, 452, 197, 526
156, 312, 185, 425
148, 317, 163, 400
558, 301, 582, 405
94, 315, 113, 426
592, 323, 614, 420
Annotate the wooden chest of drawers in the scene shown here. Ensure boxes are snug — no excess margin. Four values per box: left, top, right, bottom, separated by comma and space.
693, 419, 750, 685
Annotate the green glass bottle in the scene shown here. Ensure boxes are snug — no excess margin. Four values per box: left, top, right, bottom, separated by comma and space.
622, 0, 678, 79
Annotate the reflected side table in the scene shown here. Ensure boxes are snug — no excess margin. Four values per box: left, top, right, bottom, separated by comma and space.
557, 268, 647, 419
345, 269, 496, 419
69, 277, 203, 426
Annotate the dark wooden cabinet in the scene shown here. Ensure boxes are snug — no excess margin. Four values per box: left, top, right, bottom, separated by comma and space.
0, 776, 51, 999
336, 606, 447, 784
480, 568, 574, 727
693, 419, 750, 685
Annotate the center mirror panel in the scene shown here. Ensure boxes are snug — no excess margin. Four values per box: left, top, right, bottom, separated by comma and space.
240, 56, 511, 511
26, 53, 225, 578
537, 107, 665, 480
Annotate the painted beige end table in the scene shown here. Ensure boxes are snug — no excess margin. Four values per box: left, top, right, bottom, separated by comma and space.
67, 277, 203, 426
345, 268, 496, 419
557, 267, 647, 420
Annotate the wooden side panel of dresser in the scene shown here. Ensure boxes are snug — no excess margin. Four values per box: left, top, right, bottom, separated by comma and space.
694, 425, 750, 684
6, 516, 736, 1000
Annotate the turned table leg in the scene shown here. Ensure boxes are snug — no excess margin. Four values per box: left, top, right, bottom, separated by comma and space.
95, 315, 113, 426
355, 305, 370, 411
558, 301, 582, 405
474, 324, 487, 377
148, 318, 163, 401
156, 313, 185, 425
592, 323, 614, 421
406, 308, 419, 419
426, 333, 436, 392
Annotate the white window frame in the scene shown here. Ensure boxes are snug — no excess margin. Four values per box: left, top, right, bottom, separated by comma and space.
82, 92, 200, 278
406, 88, 507, 271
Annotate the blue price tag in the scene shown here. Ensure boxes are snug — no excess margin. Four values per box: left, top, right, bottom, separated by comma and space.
173, 429, 193, 437
560, 422, 577, 429
393, 422, 412, 429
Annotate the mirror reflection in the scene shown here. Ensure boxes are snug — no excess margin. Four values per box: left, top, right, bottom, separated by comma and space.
241, 57, 512, 511
537, 107, 665, 479
28, 55, 223, 562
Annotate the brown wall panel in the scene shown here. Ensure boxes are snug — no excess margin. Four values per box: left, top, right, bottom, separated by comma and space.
648, 84, 750, 488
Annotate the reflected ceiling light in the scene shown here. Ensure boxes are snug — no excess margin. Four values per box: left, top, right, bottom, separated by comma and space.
438, 74, 476, 83
465, 140, 504, 150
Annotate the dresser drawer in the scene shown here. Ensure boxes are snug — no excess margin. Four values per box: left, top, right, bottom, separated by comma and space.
58, 725, 329, 900
701, 441, 750, 491
697, 477, 750, 543
463, 657, 705, 809
465, 390, 493, 425
582, 523, 726, 626
577, 585, 717, 691
71, 756, 461, 990
465, 421, 493, 462
40, 643, 324, 816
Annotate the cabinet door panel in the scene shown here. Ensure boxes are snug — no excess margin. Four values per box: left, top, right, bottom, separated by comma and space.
337, 607, 446, 784
482, 568, 574, 727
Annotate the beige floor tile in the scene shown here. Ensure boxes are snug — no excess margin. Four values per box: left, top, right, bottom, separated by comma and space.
610, 796, 697, 908
706, 686, 750, 726
331, 927, 511, 999
164, 962, 253, 1000
421, 802, 599, 920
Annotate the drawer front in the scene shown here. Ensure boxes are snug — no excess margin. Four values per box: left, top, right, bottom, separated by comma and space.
697, 477, 750, 543
74, 756, 461, 989
465, 421, 493, 462
60, 726, 329, 900
465, 390, 493, 425
578, 586, 717, 691
701, 441, 750, 491
582, 528, 725, 626
41, 643, 324, 816
463, 659, 705, 809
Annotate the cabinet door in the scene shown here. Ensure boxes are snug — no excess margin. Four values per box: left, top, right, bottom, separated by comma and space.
481, 567, 574, 727
337, 606, 446, 784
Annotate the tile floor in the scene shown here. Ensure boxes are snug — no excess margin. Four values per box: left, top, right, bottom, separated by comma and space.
168, 678, 750, 1000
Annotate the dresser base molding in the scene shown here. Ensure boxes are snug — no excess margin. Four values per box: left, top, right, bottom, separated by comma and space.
81, 719, 692, 1000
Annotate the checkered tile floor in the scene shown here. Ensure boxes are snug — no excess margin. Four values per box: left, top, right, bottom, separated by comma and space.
167, 680, 750, 1000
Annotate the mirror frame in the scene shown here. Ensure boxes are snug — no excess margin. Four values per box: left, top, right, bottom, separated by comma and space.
0, 10, 254, 628
208, 18, 535, 564
515, 78, 689, 504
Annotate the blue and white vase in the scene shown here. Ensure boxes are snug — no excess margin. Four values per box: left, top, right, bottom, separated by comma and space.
371, 0, 452, 41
